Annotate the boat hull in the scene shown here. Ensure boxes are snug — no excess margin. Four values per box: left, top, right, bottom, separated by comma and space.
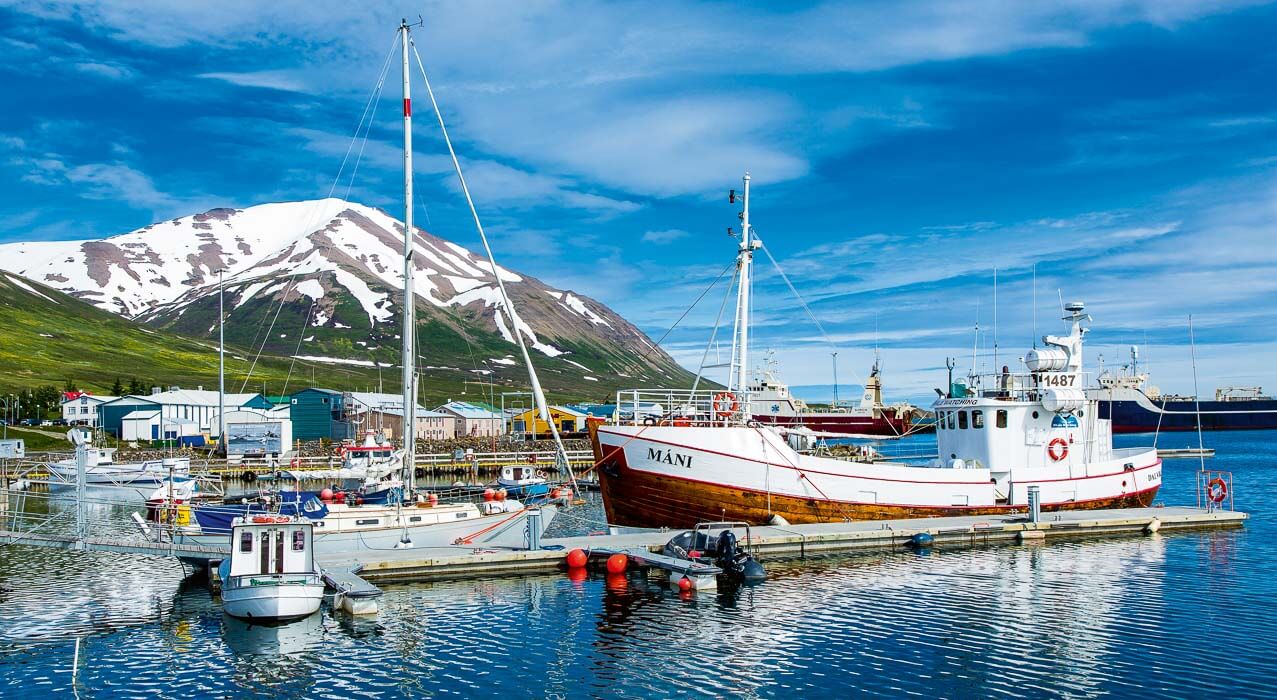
1099, 397, 1277, 433
749, 412, 915, 436
592, 425, 1159, 529
222, 581, 324, 621
179, 504, 558, 557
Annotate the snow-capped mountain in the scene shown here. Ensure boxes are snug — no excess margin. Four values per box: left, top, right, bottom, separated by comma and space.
0, 199, 687, 387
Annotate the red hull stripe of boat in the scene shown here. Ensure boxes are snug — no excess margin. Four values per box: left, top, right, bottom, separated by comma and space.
597, 430, 1160, 486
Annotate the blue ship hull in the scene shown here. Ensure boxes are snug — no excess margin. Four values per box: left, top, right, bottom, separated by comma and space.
1098, 398, 1277, 433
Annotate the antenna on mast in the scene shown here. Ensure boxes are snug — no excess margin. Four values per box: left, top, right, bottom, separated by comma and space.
993, 268, 998, 372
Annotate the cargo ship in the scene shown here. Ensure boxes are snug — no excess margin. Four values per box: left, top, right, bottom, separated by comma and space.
1093, 347, 1277, 433
747, 353, 921, 436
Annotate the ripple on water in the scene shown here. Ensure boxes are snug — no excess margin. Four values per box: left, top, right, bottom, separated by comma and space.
0, 430, 1274, 698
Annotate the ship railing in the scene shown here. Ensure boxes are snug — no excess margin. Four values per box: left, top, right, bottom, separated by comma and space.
950, 372, 1094, 402
613, 389, 753, 427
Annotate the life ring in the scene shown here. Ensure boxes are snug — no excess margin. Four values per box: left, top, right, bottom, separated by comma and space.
1207, 478, 1228, 504
712, 392, 739, 419
1047, 438, 1069, 462
642, 415, 658, 426
251, 515, 273, 524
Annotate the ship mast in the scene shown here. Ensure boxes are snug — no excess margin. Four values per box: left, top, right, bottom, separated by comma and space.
730, 173, 754, 415
399, 19, 417, 490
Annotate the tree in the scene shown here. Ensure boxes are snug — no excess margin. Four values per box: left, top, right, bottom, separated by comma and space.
63, 378, 77, 393
110, 377, 123, 396
127, 377, 146, 396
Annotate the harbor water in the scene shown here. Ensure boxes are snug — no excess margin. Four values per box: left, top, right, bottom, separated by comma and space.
0, 430, 1272, 698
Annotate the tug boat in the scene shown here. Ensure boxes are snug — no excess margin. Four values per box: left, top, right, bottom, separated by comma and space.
589, 174, 1161, 528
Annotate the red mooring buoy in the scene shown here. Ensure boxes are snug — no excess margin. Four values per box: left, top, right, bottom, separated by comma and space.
678, 577, 693, 592
566, 548, 588, 568
606, 553, 628, 574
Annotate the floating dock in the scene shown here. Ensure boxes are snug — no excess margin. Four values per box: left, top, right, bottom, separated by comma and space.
314, 505, 1246, 584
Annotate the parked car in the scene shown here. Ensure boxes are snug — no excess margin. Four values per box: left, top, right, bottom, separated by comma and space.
50, 418, 68, 426
21, 418, 41, 427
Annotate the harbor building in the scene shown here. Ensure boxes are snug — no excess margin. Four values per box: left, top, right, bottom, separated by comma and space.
436, 400, 505, 437
99, 388, 271, 439
510, 405, 588, 438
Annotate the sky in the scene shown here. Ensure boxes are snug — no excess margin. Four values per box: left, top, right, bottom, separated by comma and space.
1, 0, 1275, 403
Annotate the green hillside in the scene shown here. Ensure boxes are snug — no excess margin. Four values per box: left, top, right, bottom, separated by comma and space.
0, 271, 692, 406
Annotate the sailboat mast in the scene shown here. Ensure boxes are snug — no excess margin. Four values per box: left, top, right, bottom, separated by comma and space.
399, 20, 417, 489
218, 268, 226, 455
732, 173, 752, 401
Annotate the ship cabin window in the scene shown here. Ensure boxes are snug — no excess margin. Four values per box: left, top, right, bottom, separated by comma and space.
239, 531, 253, 552
947, 412, 956, 430
292, 530, 306, 551
958, 411, 968, 430
972, 410, 984, 429
936, 412, 945, 430
996, 410, 1008, 429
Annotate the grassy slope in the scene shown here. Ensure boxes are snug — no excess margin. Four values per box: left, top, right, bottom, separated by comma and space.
0, 272, 699, 405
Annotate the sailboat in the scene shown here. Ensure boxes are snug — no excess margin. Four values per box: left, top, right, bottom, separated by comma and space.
589, 174, 1162, 528
168, 20, 565, 554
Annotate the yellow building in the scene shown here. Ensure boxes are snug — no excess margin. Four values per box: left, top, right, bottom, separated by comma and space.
510, 406, 588, 437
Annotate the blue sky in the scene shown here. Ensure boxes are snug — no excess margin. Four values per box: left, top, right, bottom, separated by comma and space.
2, 1, 1276, 402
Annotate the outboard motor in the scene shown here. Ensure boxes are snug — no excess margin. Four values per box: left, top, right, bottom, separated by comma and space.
714, 531, 767, 582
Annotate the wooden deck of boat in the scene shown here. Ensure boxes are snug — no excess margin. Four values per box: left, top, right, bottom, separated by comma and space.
317, 505, 1247, 584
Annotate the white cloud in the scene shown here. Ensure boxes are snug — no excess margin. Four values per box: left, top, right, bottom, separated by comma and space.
198, 70, 308, 92
642, 229, 689, 244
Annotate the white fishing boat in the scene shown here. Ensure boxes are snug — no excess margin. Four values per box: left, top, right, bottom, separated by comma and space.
46, 448, 190, 486
218, 515, 324, 621
589, 174, 1162, 528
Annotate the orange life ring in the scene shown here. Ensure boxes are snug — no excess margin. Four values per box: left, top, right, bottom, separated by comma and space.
712, 392, 739, 419
251, 515, 272, 524
1207, 477, 1228, 504
1047, 438, 1069, 462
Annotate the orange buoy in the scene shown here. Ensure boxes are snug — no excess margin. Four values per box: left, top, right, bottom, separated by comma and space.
606, 553, 628, 574
428, 492, 439, 506
482, 488, 495, 502
550, 488, 561, 499
319, 488, 334, 502
566, 548, 588, 568
677, 577, 693, 592
495, 488, 508, 502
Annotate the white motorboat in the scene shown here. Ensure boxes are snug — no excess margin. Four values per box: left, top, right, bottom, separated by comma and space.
590, 175, 1161, 528
218, 515, 324, 621
45, 448, 190, 486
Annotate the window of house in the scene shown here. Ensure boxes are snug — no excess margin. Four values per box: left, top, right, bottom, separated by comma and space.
996, 410, 1008, 428
958, 411, 968, 429
973, 410, 984, 429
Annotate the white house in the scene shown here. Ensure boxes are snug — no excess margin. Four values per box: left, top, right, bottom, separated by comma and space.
61, 392, 117, 428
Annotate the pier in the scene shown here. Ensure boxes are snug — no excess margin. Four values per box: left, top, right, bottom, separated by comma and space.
311, 505, 1245, 584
